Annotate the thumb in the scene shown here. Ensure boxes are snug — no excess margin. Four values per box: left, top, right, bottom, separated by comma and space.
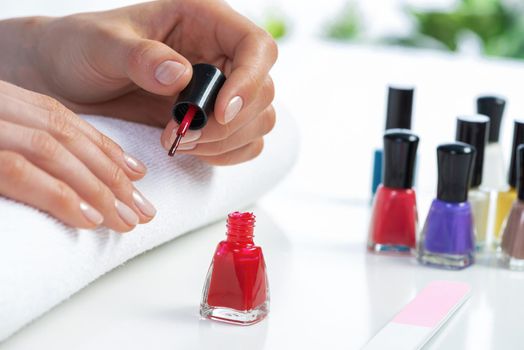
116, 37, 192, 96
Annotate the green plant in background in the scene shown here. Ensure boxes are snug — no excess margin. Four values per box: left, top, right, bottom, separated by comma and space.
392, 0, 524, 59
324, 3, 361, 40
263, 13, 288, 40
325, 0, 524, 60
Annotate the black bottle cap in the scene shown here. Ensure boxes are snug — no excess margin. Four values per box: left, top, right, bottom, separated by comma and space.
383, 129, 419, 189
517, 145, 524, 201
436, 143, 476, 203
455, 115, 489, 188
173, 63, 226, 130
517, 146, 524, 201
477, 96, 506, 143
385, 86, 414, 130
508, 120, 524, 187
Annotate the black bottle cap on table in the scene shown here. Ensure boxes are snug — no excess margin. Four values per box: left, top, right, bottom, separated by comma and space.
508, 120, 524, 187
385, 86, 414, 130
477, 96, 506, 143
455, 115, 490, 188
383, 129, 419, 189
436, 143, 476, 203
517, 145, 524, 201
173, 63, 226, 130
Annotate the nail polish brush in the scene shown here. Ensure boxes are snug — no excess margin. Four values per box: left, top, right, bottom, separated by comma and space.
168, 63, 226, 156
168, 105, 198, 156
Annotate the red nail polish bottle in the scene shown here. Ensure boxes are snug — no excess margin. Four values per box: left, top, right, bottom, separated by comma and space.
200, 212, 269, 325
368, 129, 419, 253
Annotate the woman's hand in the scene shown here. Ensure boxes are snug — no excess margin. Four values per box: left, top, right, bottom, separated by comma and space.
5, 0, 278, 165
0, 81, 156, 231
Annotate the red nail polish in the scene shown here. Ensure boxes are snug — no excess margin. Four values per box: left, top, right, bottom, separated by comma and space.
368, 130, 419, 253
200, 212, 269, 325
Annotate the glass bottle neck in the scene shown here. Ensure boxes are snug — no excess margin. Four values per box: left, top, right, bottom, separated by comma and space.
226, 233, 254, 244
226, 212, 255, 244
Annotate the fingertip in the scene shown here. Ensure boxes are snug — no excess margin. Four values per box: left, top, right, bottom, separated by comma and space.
132, 188, 157, 218
154, 59, 192, 92
138, 215, 155, 224
114, 226, 136, 234
125, 39, 193, 96
123, 152, 147, 179
126, 171, 146, 182
215, 88, 245, 125
155, 60, 185, 85
223, 96, 243, 124
115, 199, 139, 226
214, 67, 260, 125
161, 119, 178, 150
79, 201, 104, 226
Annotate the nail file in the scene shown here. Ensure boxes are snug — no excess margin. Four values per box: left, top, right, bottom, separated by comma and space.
362, 280, 472, 350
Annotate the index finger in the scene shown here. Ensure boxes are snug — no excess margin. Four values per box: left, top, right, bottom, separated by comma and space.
213, 15, 278, 125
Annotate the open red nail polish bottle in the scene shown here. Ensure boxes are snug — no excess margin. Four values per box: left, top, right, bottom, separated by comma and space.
200, 212, 269, 325
368, 129, 419, 254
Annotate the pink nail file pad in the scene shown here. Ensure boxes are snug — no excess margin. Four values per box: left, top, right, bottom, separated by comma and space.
363, 281, 472, 350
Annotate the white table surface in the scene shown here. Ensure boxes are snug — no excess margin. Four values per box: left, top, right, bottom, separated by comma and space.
3, 1, 524, 349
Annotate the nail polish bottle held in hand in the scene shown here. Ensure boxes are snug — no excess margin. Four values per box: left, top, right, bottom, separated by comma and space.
455, 115, 490, 250
477, 96, 506, 191
501, 145, 524, 270
200, 212, 269, 325
493, 120, 524, 246
371, 86, 414, 199
418, 143, 476, 269
368, 129, 419, 253
168, 63, 226, 155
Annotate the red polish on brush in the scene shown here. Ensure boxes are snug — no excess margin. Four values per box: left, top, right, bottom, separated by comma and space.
168, 63, 226, 157
200, 212, 269, 325
168, 105, 198, 156
368, 129, 419, 254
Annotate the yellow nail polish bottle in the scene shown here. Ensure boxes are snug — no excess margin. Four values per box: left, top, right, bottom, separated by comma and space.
494, 187, 516, 243
493, 120, 524, 247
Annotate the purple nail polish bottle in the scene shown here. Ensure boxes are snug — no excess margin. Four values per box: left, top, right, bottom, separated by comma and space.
418, 143, 476, 269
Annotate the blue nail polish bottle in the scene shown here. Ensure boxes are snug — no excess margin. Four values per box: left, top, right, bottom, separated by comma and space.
371, 86, 415, 200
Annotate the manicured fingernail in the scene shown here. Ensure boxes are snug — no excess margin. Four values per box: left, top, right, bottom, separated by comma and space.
164, 129, 201, 149
177, 143, 197, 151
115, 199, 139, 226
132, 189, 157, 217
180, 130, 202, 144
123, 152, 146, 174
155, 61, 186, 86
80, 202, 103, 225
224, 96, 243, 123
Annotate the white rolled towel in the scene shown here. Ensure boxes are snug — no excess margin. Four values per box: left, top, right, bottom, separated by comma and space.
0, 108, 298, 342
